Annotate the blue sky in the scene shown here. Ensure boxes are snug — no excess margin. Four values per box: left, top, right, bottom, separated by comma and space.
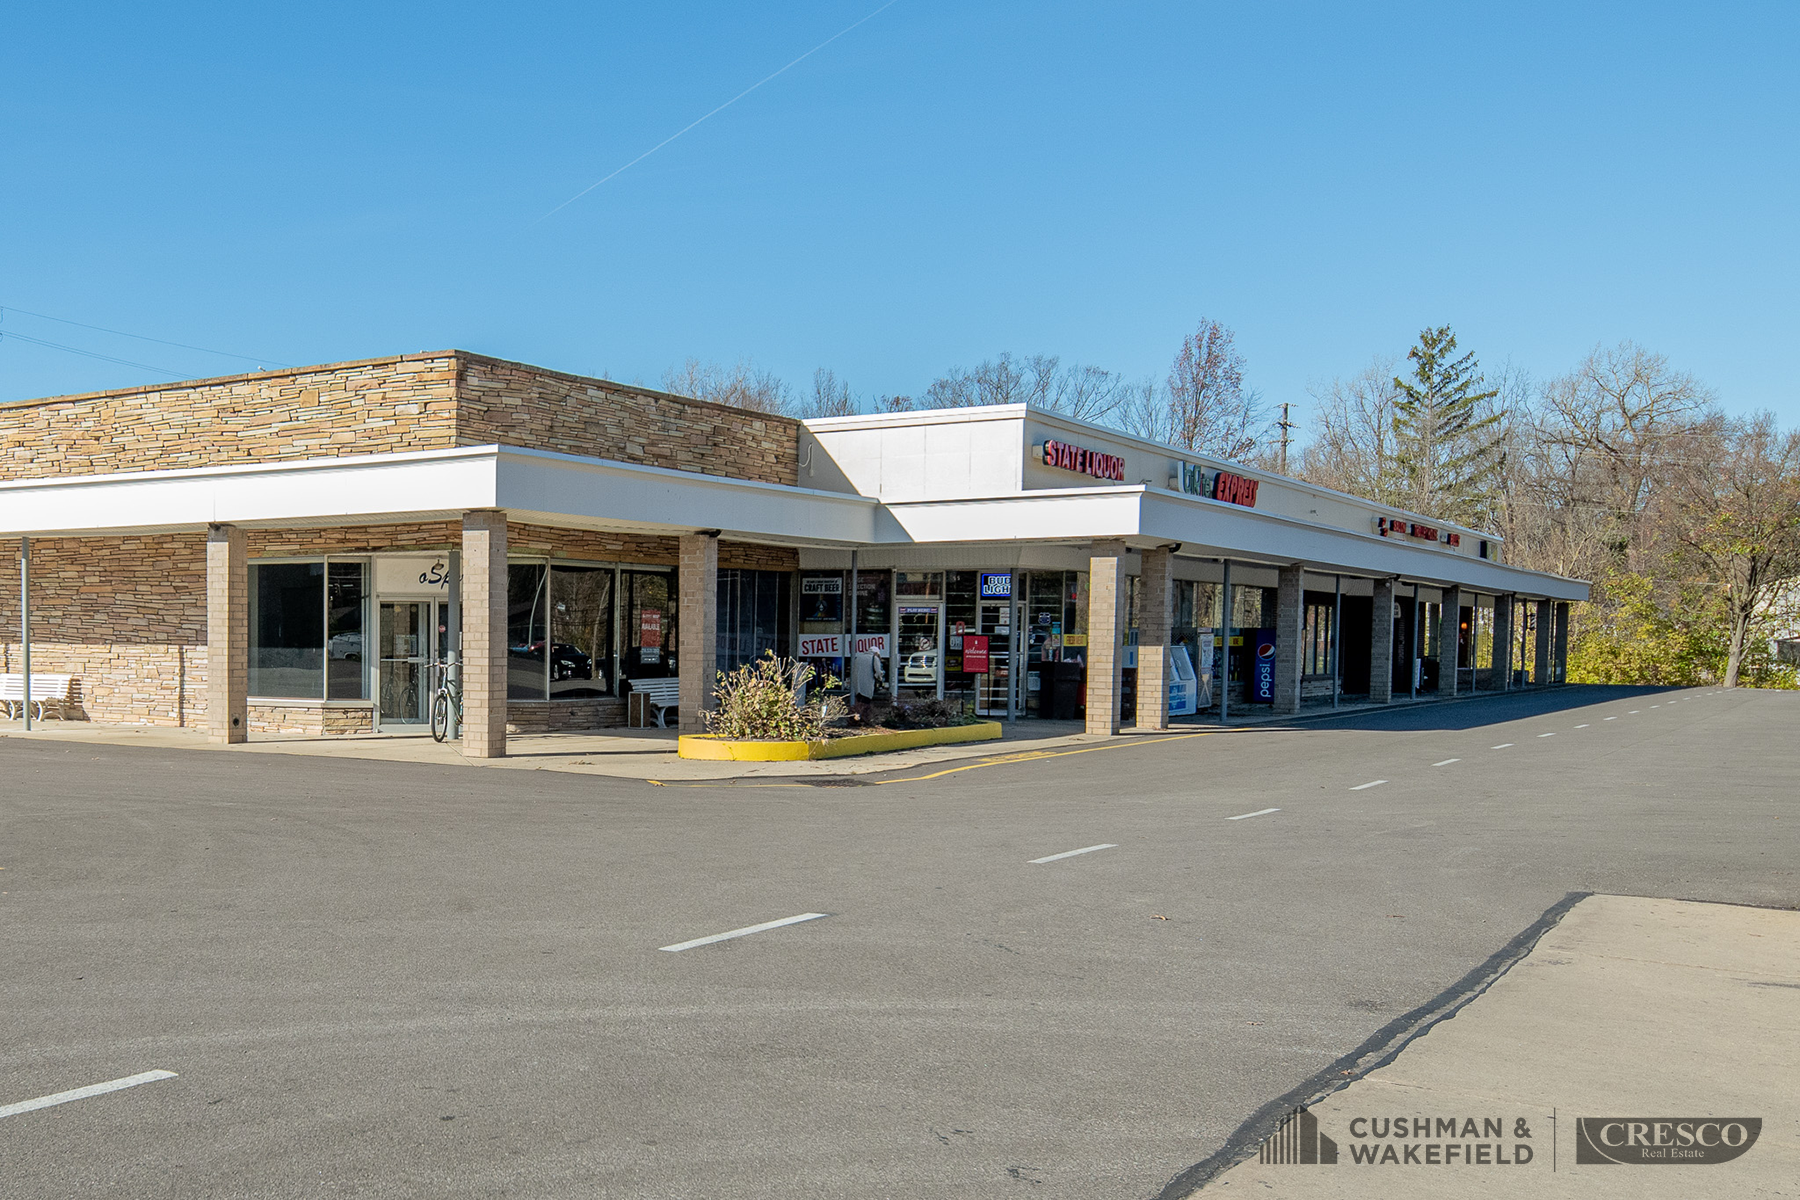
4, 2, 1796, 427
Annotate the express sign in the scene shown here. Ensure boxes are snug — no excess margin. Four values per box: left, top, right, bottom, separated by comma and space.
1038, 439, 1126, 482
1173, 462, 1259, 508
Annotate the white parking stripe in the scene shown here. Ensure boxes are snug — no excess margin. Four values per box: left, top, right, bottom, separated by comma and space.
1029, 843, 1118, 864
1432, 758, 1460, 767
1628, 710, 1640, 714
1349, 780, 1387, 791
660, 913, 829, 952
1574, 724, 1589, 729
1537, 732, 1556, 738
1492, 743, 1514, 749
1227, 808, 1281, 821
0, 1070, 177, 1121
1604, 716, 1617, 720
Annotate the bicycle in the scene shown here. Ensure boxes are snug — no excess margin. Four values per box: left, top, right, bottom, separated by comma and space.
429, 659, 462, 743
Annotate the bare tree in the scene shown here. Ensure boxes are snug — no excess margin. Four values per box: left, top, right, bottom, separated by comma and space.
1671, 413, 1800, 687
800, 368, 858, 418
1165, 319, 1267, 460
662, 359, 793, 414
922, 352, 1127, 423
1295, 360, 1403, 505
1534, 342, 1715, 575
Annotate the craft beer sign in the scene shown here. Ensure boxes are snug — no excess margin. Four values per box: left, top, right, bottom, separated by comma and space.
1037, 438, 1126, 482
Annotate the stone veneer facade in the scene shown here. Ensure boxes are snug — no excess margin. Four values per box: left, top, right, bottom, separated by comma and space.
1, 351, 800, 487
2, 352, 804, 731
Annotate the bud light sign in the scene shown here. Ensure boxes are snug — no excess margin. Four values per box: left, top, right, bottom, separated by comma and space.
1252, 630, 1277, 702
979, 572, 1013, 599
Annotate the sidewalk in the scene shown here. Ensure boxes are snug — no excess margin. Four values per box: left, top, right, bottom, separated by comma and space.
0, 715, 1118, 781
0, 689, 1485, 781
1195, 894, 1800, 1197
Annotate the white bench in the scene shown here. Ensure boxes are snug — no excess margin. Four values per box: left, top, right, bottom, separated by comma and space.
627, 677, 682, 728
0, 673, 76, 720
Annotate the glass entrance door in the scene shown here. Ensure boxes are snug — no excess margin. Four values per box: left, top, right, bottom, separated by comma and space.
974, 600, 1013, 716
378, 601, 430, 726
896, 603, 943, 698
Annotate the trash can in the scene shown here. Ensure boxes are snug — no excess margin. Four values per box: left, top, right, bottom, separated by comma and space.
1049, 661, 1085, 721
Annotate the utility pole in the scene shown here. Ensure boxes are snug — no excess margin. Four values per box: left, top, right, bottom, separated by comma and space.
1276, 402, 1296, 474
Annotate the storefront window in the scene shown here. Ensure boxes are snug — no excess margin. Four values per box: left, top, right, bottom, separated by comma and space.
855, 571, 890, 636
250, 562, 325, 698
623, 570, 676, 681
943, 572, 978, 680
1302, 597, 1335, 677
508, 563, 549, 700
550, 565, 613, 698
895, 571, 941, 598
326, 561, 367, 700
718, 569, 790, 674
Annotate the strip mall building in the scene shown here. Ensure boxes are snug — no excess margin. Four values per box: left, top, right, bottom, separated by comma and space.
0, 352, 1587, 756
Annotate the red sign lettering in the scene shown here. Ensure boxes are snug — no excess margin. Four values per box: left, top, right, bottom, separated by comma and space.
1040, 439, 1126, 482
1212, 471, 1259, 508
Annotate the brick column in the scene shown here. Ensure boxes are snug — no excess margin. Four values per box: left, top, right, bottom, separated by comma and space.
1554, 601, 1570, 685
1272, 564, 1304, 715
460, 510, 508, 758
1135, 546, 1174, 730
1086, 541, 1127, 735
1438, 587, 1462, 697
1491, 594, 1514, 690
678, 533, 719, 733
1534, 599, 1553, 685
1369, 578, 1395, 704
206, 524, 247, 744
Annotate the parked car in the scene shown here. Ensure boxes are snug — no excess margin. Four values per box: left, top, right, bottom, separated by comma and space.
902, 650, 939, 685
510, 640, 595, 681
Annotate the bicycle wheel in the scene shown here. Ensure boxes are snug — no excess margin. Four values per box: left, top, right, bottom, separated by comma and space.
430, 690, 452, 742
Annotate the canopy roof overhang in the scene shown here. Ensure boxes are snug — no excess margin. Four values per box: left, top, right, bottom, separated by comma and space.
0, 446, 1587, 601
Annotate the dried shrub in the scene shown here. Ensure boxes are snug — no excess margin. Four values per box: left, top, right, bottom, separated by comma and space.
703, 652, 847, 742
885, 697, 978, 729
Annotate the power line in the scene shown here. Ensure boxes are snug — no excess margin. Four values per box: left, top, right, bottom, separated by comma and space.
0, 330, 187, 379
0, 303, 290, 368
536, 0, 903, 223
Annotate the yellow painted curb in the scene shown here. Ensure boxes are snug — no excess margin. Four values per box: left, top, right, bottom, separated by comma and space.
812, 722, 1003, 759
677, 722, 1003, 762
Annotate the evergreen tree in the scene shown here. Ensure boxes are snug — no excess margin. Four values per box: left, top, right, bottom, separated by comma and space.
1392, 326, 1503, 521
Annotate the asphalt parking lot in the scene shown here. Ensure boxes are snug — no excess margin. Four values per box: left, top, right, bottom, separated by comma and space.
2, 685, 1796, 1198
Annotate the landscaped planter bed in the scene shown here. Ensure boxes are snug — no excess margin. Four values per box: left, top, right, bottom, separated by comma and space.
678, 721, 1003, 761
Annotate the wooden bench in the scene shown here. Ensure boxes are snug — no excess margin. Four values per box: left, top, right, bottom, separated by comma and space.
0, 673, 76, 721
626, 677, 682, 728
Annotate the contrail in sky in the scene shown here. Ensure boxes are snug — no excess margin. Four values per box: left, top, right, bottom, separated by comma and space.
536, 0, 903, 223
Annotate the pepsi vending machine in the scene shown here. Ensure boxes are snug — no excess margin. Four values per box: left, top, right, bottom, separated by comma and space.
1251, 629, 1277, 703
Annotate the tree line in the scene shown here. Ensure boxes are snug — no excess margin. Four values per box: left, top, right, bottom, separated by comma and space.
661, 324, 1800, 690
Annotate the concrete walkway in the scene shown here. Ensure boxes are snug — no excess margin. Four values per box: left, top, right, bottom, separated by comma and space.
0, 688, 1510, 781
0, 715, 1118, 781
1196, 894, 1800, 1197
